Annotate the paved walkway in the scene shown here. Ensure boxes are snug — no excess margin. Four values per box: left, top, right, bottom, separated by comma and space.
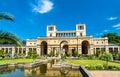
89, 70, 120, 77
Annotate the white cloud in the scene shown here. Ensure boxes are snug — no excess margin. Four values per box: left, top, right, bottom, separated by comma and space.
33, 0, 54, 14
112, 23, 120, 28
108, 17, 118, 20
103, 30, 109, 32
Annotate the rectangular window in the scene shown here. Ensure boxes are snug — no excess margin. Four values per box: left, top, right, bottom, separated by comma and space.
50, 33, 52, 37
48, 27, 54, 31
80, 33, 82, 36
78, 26, 84, 30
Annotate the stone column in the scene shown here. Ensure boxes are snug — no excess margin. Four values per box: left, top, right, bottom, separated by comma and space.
47, 46, 51, 54
8, 48, 10, 53
26, 47, 29, 56
18, 47, 19, 54
37, 45, 41, 56
4, 48, 6, 53
78, 46, 81, 54
12, 47, 15, 57
90, 47, 94, 54
118, 47, 120, 52
22, 48, 23, 54
105, 46, 109, 52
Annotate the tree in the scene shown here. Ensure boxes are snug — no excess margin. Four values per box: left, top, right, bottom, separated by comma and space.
102, 52, 113, 66
0, 31, 22, 46
0, 50, 4, 56
0, 13, 14, 21
102, 33, 120, 45
22, 40, 26, 45
27, 50, 38, 60
0, 13, 22, 46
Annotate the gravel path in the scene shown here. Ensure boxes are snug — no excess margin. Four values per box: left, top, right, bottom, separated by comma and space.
89, 70, 120, 77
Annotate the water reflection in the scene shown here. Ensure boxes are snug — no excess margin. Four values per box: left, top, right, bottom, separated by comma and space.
0, 60, 83, 77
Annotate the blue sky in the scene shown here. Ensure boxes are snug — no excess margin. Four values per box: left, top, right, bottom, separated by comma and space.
0, 0, 120, 40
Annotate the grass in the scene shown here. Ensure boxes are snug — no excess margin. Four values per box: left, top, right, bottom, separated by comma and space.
0, 59, 40, 64
66, 60, 120, 66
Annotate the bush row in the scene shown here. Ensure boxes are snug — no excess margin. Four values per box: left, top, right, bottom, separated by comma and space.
85, 64, 120, 70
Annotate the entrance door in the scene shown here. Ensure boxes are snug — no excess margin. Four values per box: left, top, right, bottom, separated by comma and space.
41, 41, 47, 56
81, 40, 89, 54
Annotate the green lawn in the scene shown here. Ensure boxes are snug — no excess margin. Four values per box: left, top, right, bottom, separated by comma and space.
66, 60, 120, 66
0, 59, 40, 64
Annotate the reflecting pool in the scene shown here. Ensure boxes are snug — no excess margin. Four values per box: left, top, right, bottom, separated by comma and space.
0, 60, 83, 77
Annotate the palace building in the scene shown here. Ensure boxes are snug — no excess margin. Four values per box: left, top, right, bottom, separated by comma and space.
0, 24, 120, 56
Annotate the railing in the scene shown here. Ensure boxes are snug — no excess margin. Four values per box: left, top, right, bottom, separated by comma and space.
79, 66, 92, 77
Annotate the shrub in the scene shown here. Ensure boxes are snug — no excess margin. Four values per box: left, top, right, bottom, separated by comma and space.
85, 65, 90, 69
74, 51, 78, 57
78, 54, 82, 57
49, 51, 54, 57
85, 65, 96, 70
108, 66, 116, 70
0, 50, 4, 58
67, 51, 72, 57
17, 54, 25, 59
82, 54, 88, 57
61, 54, 66, 60
27, 50, 39, 60
89, 65, 96, 70
95, 64, 104, 70
115, 66, 120, 70
102, 52, 113, 61
88, 54, 96, 59
96, 50, 100, 57
103, 63, 108, 69
116, 52, 120, 60
56, 51, 59, 57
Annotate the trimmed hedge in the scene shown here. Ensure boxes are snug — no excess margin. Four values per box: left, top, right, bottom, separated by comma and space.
85, 64, 120, 70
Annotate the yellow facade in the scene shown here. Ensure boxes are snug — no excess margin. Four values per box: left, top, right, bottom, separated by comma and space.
0, 24, 119, 56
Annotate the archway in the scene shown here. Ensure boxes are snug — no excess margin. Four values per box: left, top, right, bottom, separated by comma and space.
81, 40, 89, 54
41, 41, 47, 56
63, 44, 69, 55
60, 41, 69, 56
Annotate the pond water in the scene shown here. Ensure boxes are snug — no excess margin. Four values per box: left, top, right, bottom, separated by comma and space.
0, 61, 83, 77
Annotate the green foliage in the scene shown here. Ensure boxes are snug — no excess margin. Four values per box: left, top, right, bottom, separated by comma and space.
22, 40, 26, 44
49, 51, 54, 57
61, 54, 66, 60
27, 50, 39, 60
88, 54, 96, 59
0, 31, 22, 46
95, 64, 104, 70
0, 12, 14, 21
100, 52, 113, 67
103, 63, 108, 69
102, 52, 113, 61
86, 65, 96, 70
102, 33, 120, 45
0, 50, 4, 56
115, 66, 120, 70
74, 51, 78, 57
85, 64, 120, 70
96, 50, 100, 57
17, 54, 25, 59
55, 51, 59, 57
67, 51, 72, 57
78, 54, 82, 57
68, 60, 120, 70
117, 51, 120, 58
